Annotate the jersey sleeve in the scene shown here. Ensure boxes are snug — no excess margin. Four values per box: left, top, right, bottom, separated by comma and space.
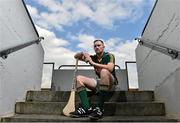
109, 53, 115, 63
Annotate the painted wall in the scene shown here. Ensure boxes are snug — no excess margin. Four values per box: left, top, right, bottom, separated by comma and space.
52, 68, 128, 91
136, 0, 180, 118
0, 0, 44, 116
0, 0, 38, 52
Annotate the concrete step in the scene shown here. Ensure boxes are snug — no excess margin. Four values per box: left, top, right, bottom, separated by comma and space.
1, 114, 178, 122
26, 90, 154, 102
15, 102, 165, 116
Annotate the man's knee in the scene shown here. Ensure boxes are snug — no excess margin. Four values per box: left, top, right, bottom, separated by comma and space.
76, 75, 85, 87
76, 75, 83, 82
99, 69, 111, 85
100, 69, 110, 78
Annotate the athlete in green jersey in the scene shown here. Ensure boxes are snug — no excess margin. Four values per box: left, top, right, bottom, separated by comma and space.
70, 39, 118, 120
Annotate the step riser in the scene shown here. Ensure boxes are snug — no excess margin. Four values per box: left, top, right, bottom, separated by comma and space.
26, 91, 154, 102
2, 90, 177, 122
115, 103, 165, 116
15, 102, 165, 116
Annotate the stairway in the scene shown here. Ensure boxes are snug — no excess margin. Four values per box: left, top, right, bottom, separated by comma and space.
1, 90, 178, 122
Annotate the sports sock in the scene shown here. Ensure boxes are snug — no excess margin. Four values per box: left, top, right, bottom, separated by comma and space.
97, 85, 110, 110
77, 86, 90, 110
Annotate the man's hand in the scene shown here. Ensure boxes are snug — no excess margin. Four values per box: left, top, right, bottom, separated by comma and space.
83, 52, 93, 64
74, 52, 83, 60
74, 52, 93, 64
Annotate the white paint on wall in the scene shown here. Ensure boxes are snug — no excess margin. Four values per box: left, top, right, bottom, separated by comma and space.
0, 0, 44, 117
41, 64, 54, 88
0, 44, 44, 116
136, 0, 180, 118
136, 0, 180, 90
155, 67, 180, 118
0, 0, 38, 52
126, 63, 138, 89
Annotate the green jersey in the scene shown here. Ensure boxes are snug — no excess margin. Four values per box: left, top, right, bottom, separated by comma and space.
90, 52, 118, 84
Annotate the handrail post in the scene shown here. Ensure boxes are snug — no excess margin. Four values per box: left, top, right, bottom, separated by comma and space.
42, 62, 55, 90
125, 61, 137, 90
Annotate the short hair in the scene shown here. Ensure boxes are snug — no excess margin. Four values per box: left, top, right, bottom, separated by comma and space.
93, 39, 104, 44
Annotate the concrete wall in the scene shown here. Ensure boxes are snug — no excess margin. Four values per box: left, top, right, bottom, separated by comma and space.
0, 45, 44, 117
0, 0, 39, 52
0, 0, 44, 117
52, 68, 128, 91
136, 0, 180, 118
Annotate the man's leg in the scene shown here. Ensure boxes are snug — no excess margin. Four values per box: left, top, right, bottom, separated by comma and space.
89, 69, 113, 120
70, 75, 96, 117
76, 75, 97, 110
97, 69, 113, 110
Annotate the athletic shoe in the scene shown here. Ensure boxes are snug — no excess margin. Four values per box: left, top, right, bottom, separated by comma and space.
69, 106, 92, 118
89, 107, 103, 120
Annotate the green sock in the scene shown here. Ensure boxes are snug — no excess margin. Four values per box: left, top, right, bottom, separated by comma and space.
77, 86, 90, 110
97, 85, 110, 110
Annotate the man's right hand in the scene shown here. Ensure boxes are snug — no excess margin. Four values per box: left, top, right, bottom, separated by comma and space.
74, 52, 91, 63
74, 52, 83, 60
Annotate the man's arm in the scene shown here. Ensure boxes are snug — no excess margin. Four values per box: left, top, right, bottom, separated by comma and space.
83, 53, 114, 72
74, 52, 88, 62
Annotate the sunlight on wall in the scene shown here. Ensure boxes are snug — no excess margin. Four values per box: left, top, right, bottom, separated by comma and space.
126, 63, 138, 89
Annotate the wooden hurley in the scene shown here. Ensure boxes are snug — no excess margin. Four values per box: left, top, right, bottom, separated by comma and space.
62, 59, 78, 116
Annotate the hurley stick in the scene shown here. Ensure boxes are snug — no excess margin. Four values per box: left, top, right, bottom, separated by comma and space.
63, 59, 78, 116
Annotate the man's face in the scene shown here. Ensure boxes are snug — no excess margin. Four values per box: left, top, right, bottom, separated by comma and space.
93, 41, 105, 54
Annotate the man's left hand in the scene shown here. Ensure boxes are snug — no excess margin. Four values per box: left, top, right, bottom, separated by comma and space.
83, 53, 94, 65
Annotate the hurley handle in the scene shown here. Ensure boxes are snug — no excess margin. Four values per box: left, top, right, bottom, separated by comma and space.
72, 59, 78, 90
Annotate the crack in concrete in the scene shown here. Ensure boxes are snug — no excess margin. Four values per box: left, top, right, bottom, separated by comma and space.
170, 16, 180, 33
156, 13, 176, 42
139, 13, 177, 73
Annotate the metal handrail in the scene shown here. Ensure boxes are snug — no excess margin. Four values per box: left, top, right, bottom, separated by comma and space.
58, 64, 121, 69
135, 37, 180, 60
0, 36, 44, 59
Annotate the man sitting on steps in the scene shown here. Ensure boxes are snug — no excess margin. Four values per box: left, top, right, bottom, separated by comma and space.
70, 39, 118, 120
